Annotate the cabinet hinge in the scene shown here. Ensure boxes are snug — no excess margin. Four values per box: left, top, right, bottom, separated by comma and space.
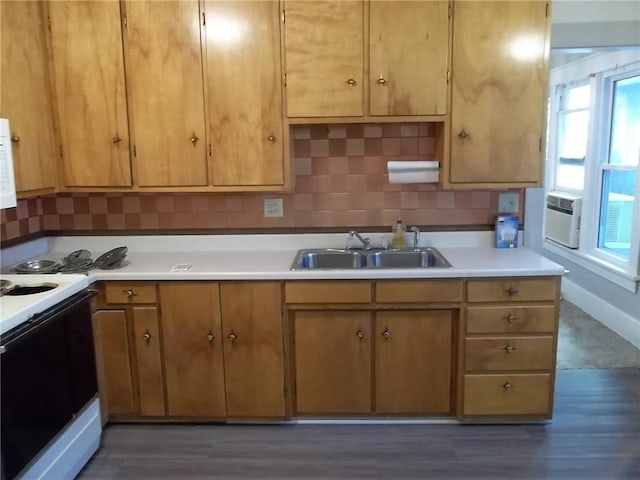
545, 2, 549, 17
281, 9, 285, 23
59, 145, 63, 159
283, 73, 287, 88
208, 143, 212, 156
539, 137, 543, 152
448, 3, 451, 19
202, 12, 206, 26
47, 15, 51, 30
284, 385, 287, 398
447, 70, 451, 83
133, 144, 137, 157
123, 15, 127, 27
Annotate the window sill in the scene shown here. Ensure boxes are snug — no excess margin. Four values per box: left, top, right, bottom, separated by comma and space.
543, 239, 639, 293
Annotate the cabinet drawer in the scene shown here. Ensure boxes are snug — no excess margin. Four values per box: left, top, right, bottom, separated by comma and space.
285, 281, 371, 304
466, 306, 556, 334
105, 283, 157, 304
467, 278, 557, 302
463, 373, 551, 416
465, 336, 554, 371
375, 280, 462, 303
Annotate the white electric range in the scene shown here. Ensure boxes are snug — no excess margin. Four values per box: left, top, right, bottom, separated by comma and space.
0, 273, 89, 335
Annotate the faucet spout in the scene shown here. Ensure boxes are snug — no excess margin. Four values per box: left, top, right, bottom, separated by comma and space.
410, 226, 420, 248
348, 230, 371, 250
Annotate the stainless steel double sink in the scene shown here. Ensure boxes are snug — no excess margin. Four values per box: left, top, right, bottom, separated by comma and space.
290, 247, 452, 270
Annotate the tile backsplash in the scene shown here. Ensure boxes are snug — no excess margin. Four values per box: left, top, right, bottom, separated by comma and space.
0, 123, 523, 243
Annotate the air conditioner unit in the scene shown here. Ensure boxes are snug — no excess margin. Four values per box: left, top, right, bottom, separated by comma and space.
545, 191, 582, 248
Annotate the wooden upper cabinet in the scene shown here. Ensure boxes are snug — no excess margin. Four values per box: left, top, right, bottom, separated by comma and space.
449, 1, 549, 186
203, 1, 284, 187
47, 1, 132, 187
123, 0, 208, 187
284, 0, 364, 117
369, 1, 449, 116
0, 0, 57, 194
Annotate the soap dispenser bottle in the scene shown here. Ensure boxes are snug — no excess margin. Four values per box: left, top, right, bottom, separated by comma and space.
391, 218, 406, 249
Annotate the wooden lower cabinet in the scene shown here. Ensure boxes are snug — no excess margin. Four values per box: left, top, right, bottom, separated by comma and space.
375, 310, 452, 414
219, 282, 286, 418
294, 311, 372, 414
159, 283, 225, 417
463, 374, 551, 416
93, 310, 136, 418
131, 307, 165, 416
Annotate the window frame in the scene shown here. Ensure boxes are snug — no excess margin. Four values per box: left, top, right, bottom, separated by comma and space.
544, 50, 640, 292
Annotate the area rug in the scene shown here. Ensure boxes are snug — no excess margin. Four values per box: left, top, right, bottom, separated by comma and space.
556, 300, 640, 369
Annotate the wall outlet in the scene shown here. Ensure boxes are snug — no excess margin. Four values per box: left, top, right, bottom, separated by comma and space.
263, 198, 284, 217
498, 192, 519, 213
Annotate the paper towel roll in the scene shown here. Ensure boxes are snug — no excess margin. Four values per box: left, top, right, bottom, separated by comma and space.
387, 161, 439, 184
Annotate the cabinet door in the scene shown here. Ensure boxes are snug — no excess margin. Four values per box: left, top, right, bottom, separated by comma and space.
220, 282, 285, 417
369, 1, 449, 116
0, 0, 57, 193
375, 311, 452, 414
131, 307, 165, 416
284, 0, 364, 117
93, 310, 135, 418
48, 1, 132, 187
160, 283, 226, 417
294, 311, 371, 414
204, 1, 284, 187
124, 0, 208, 187
450, 1, 549, 184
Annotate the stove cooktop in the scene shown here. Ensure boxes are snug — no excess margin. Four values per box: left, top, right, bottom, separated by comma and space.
0, 274, 90, 336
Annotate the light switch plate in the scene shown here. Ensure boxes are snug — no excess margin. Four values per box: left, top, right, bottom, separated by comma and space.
498, 192, 519, 213
263, 198, 284, 217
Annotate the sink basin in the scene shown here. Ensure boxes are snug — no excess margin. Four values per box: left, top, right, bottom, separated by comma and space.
290, 247, 451, 270
291, 249, 367, 270
368, 248, 452, 269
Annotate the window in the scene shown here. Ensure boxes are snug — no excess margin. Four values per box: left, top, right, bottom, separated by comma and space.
546, 50, 640, 287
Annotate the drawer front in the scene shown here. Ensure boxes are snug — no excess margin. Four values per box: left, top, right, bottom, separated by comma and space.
463, 373, 551, 416
466, 306, 556, 334
467, 278, 557, 303
285, 281, 371, 304
375, 280, 463, 303
465, 336, 554, 371
105, 283, 157, 304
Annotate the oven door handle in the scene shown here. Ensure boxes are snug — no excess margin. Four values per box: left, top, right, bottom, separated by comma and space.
0, 289, 96, 354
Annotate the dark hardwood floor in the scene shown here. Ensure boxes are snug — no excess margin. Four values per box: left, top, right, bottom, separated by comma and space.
78, 369, 640, 479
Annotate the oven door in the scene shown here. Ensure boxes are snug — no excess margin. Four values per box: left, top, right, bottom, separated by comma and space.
0, 290, 97, 480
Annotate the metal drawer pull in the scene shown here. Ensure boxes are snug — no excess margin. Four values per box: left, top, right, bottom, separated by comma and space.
346, 78, 357, 87
507, 286, 519, 296
504, 345, 517, 353
506, 314, 518, 322
503, 382, 513, 390
143, 330, 152, 343
457, 128, 469, 139
356, 330, 364, 340
123, 289, 137, 298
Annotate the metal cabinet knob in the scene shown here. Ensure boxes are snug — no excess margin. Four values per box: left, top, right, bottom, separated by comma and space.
228, 331, 237, 343
355, 330, 364, 340
503, 382, 513, 390
143, 330, 152, 343
507, 286, 519, 296
377, 76, 386, 85
190, 132, 199, 147
112, 136, 122, 145
504, 345, 517, 353
506, 313, 518, 323
346, 78, 357, 87
10, 134, 20, 143
382, 329, 391, 340
267, 135, 276, 142
123, 289, 137, 298
457, 129, 469, 139
207, 331, 215, 343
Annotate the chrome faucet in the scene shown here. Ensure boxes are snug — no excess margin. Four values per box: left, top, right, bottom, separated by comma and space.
348, 230, 371, 250
410, 226, 420, 248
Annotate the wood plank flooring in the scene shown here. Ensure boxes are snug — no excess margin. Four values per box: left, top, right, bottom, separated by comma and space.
78, 369, 640, 479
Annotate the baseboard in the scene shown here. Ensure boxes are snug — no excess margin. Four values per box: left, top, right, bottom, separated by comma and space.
561, 278, 640, 349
